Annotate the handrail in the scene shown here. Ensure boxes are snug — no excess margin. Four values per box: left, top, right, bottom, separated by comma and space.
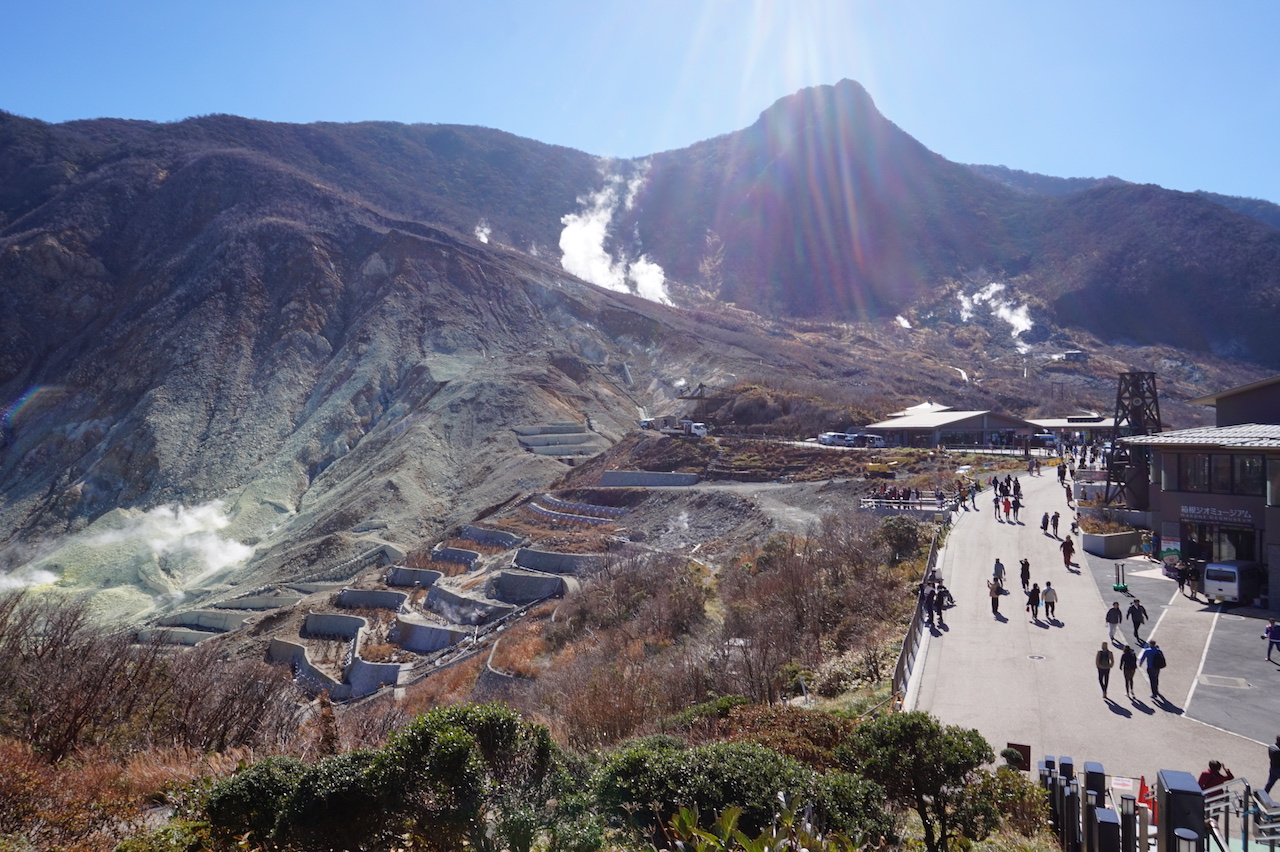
891, 529, 943, 701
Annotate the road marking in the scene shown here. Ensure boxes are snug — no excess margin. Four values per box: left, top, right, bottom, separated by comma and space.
1183, 605, 1220, 710
1197, 675, 1250, 689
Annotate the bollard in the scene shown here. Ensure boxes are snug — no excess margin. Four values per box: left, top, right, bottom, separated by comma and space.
1086, 762, 1107, 809
1096, 808, 1121, 852
1157, 771, 1206, 852
1065, 780, 1082, 852
1120, 795, 1137, 852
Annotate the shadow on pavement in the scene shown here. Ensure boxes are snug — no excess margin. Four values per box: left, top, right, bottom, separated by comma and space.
1105, 699, 1132, 717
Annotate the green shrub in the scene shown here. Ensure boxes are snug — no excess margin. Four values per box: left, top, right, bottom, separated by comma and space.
205, 755, 305, 839
274, 750, 389, 852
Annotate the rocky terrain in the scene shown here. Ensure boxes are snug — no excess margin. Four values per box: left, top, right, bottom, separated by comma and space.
0, 79, 1277, 633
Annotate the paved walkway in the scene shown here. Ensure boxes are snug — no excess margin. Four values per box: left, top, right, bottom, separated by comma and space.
909, 465, 1278, 785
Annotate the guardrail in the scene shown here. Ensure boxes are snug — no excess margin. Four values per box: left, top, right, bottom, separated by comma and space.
891, 529, 942, 707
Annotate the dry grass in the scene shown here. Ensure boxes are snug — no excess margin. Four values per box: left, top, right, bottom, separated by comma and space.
488, 621, 548, 678
399, 653, 485, 713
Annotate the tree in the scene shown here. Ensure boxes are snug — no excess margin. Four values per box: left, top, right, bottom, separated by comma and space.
844, 711, 994, 852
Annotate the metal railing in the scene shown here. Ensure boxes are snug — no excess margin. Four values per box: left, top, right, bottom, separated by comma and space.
891, 529, 943, 706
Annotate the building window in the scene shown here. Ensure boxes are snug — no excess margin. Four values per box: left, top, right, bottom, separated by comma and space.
1234, 455, 1265, 497
1211, 455, 1233, 493
1269, 458, 1280, 507
1180, 453, 1210, 492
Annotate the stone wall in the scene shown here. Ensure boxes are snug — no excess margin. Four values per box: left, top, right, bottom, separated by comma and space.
267, 638, 352, 700
158, 609, 252, 632
431, 545, 480, 568
212, 594, 302, 611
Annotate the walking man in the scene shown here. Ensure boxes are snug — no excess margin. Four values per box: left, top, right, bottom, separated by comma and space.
1096, 642, 1115, 698
1060, 535, 1075, 569
993, 558, 1006, 589
1051, 511, 1061, 537
921, 584, 936, 625
1139, 640, 1166, 699
1106, 602, 1124, 644
1263, 619, 1280, 662
1012, 495, 1022, 523
1128, 599, 1149, 644
1042, 582, 1058, 620
1020, 558, 1031, 592
988, 578, 1002, 615
1265, 736, 1280, 795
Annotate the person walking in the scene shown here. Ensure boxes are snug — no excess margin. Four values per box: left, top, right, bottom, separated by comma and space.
1051, 511, 1061, 537
1139, 640, 1166, 699
1011, 495, 1022, 522
1020, 558, 1031, 592
1060, 535, 1076, 569
1106, 602, 1124, 644
1198, 761, 1234, 791
1127, 599, 1149, 644
1003, 496, 1012, 522
921, 584, 936, 625
993, 558, 1006, 590
1096, 642, 1115, 698
988, 578, 1002, 615
1119, 644, 1138, 698
1263, 619, 1280, 662
993, 492, 1001, 519
1027, 583, 1042, 620
1188, 561, 1202, 601
1265, 736, 1280, 795
1041, 512, 1050, 535
1176, 561, 1189, 596
1042, 582, 1058, 620
1142, 531, 1154, 561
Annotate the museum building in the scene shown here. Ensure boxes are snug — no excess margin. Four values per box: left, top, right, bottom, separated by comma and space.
1121, 375, 1280, 606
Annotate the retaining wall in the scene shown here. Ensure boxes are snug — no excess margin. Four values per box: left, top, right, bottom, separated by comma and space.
303, 612, 365, 639
513, 423, 585, 436
267, 638, 351, 700
393, 616, 468, 653
158, 610, 252, 632
345, 656, 408, 696
514, 548, 602, 575
517, 433, 596, 447
460, 525, 526, 548
337, 588, 408, 611
539, 494, 627, 518
386, 566, 443, 588
527, 502, 612, 525
598, 470, 699, 487
490, 571, 572, 605
426, 585, 516, 625
137, 626, 216, 646
431, 545, 480, 568
212, 595, 301, 611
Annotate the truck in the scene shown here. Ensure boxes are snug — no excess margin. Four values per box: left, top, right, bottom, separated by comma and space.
642, 415, 708, 438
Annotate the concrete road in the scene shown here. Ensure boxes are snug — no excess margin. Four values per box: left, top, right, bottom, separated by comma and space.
909, 465, 1277, 786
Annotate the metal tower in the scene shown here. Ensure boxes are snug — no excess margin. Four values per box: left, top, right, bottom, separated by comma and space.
1103, 372, 1162, 507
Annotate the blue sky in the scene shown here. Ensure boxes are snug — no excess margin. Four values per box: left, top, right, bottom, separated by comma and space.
4, 0, 1278, 203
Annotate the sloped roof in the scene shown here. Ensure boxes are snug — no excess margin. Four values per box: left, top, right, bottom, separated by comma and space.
887, 401, 954, 417
1121, 423, 1280, 449
1188, 374, 1280, 406
1029, 417, 1116, 430
866, 410, 1036, 430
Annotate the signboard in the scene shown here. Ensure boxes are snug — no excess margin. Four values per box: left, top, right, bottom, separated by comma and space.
1180, 505, 1256, 526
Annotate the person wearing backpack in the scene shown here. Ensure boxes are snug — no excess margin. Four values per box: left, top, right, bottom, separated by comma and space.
1139, 640, 1167, 699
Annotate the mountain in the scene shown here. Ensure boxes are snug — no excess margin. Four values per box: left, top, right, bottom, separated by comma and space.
2, 81, 1279, 615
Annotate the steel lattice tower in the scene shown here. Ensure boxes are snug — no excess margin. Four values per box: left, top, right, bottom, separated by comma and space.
1103, 372, 1162, 506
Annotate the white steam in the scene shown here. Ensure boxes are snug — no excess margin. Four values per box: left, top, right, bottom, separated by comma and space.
895, 315, 912, 329
88, 501, 254, 573
956, 283, 1034, 342
474, 219, 491, 244
559, 165, 672, 305
0, 567, 57, 590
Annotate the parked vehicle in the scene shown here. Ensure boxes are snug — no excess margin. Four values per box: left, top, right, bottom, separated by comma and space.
818, 432, 847, 446
1202, 560, 1265, 604
845, 432, 887, 448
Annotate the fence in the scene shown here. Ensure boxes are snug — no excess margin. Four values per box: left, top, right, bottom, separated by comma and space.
891, 529, 942, 706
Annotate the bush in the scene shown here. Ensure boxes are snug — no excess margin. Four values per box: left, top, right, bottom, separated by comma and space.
205, 755, 306, 839
274, 750, 389, 851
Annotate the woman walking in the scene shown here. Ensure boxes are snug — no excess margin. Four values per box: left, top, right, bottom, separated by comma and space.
1119, 645, 1138, 698
1060, 535, 1076, 568
1027, 583, 1042, 621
